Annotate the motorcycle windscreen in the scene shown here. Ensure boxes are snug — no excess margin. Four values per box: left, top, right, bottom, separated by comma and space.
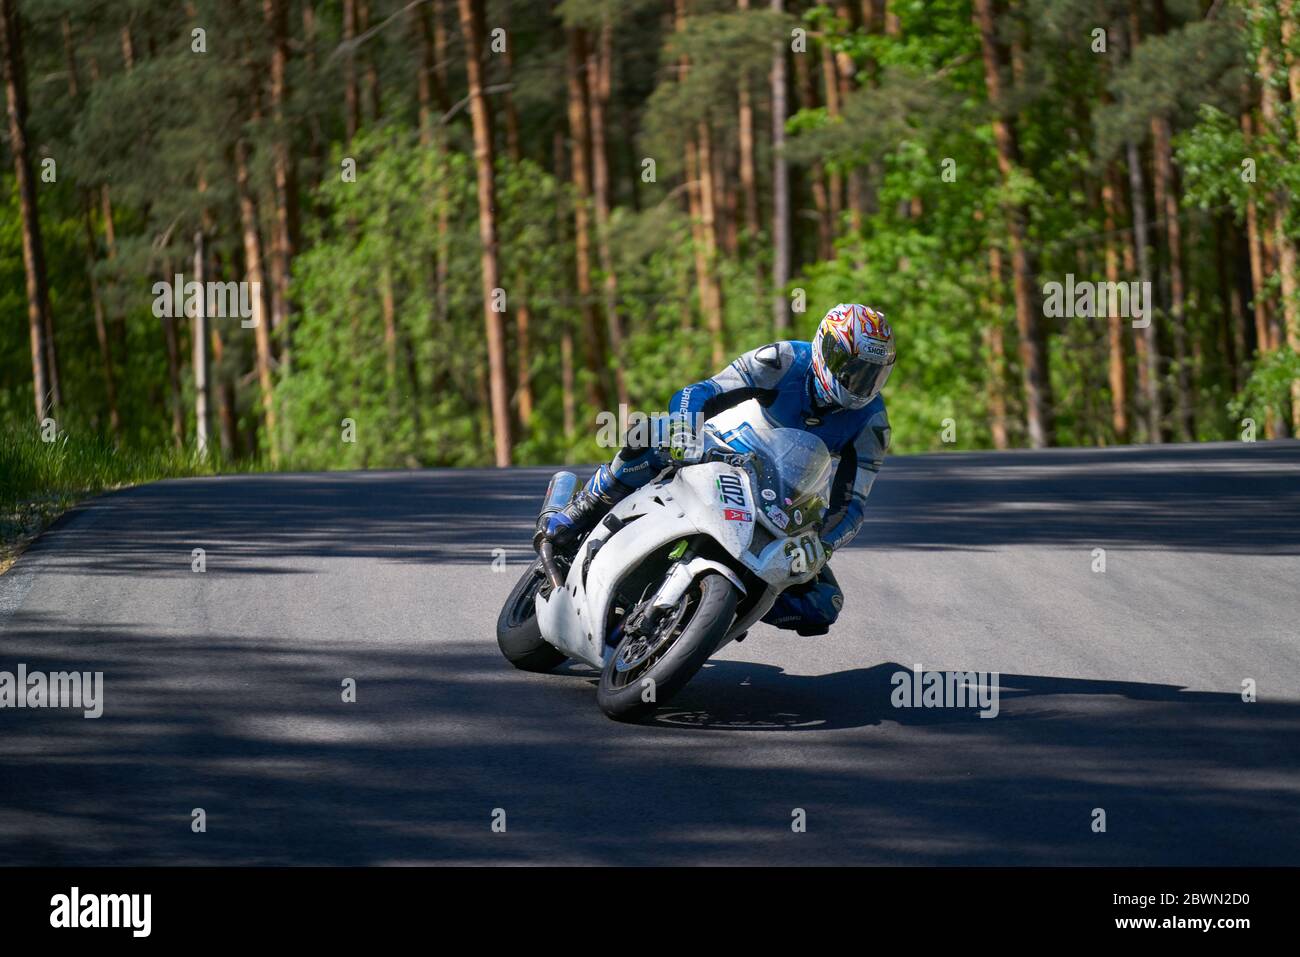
708, 423, 833, 536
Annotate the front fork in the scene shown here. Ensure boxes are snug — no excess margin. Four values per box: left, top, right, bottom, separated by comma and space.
620, 541, 749, 645
622, 540, 695, 640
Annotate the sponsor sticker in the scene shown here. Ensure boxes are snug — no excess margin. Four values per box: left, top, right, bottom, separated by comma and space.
766, 505, 789, 530
761, 488, 776, 501
723, 508, 752, 523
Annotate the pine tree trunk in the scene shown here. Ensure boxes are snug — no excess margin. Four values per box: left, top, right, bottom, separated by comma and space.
685, 135, 710, 330
974, 0, 1054, 447
1150, 134, 1192, 439
1214, 215, 1244, 393
495, 6, 535, 428
697, 119, 725, 367
820, 38, 843, 230
300, 1, 326, 185
1103, 167, 1129, 443
566, 26, 609, 410
81, 201, 121, 437
459, 0, 513, 466
213, 331, 238, 457
1274, 204, 1300, 431
63, 17, 122, 438
771, 0, 790, 332
1258, 20, 1298, 434
1126, 136, 1160, 443
714, 129, 738, 257
861, 1, 884, 217
411, 3, 436, 140
834, 2, 863, 233
381, 267, 399, 414
235, 137, 278, 462
738, 0, 760, 244
1, 0, 54, 422
208, 250, 238, 458
1099, 23, 1130, 443
193, 230, 211, 457
264, 0, 298, 372
86, 42, 128, 358
515, 298, 533, 427
98, 183, 126, 355
342, 0, 360, 141
433, 0, 450, 106
358, 1, 381, 122
560, 327, 576, 441
429, 0, 453, 385
587, 19, 628, 407
1282, 0, 1300, 125
92, 42, 127, 353
161, 265, 185, 449
986, 242, 1010, 450
1118, 142, 1143, 439
884, 0, 900, 37
793, 48, 833, 259
555, 129, 577, 442
1274, 0, 1300, 427
410, 0, 444, 406
1120, 4, 1161, 442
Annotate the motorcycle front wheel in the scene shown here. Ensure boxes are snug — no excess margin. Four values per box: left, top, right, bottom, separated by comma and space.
496, 560, 569, 673
597, 572, 739, 722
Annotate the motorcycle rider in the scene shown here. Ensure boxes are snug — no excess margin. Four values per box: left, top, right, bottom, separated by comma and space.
537, 303, 894, 637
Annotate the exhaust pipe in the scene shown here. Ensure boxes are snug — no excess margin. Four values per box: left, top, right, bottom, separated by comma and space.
534, 471, 578, 589
538, 470, 578, 526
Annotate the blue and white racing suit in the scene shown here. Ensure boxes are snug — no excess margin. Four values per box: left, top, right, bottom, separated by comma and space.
590, 341, 890, 636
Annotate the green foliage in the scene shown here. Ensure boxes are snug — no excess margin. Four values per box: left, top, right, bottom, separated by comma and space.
800, 222, 988, 453
3, 0, 1299, 502
279, 128, 479, 469
1176, 105, 1253, 217
1095, 15, 1246, 161
1229, 347, 1300, 428
0, 412, 236, 567
643, 8, 791, 170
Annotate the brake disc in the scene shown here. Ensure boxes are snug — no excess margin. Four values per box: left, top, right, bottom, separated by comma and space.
614, 594, 690, 673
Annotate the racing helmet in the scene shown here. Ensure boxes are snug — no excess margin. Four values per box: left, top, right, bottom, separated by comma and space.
810, 303, 896, 410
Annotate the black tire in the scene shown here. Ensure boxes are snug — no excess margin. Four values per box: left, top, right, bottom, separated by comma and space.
597, 572, 738, 722
497, 560, 568, 673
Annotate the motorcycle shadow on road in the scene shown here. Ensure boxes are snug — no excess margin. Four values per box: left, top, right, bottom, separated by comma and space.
635, 660, 1248, 732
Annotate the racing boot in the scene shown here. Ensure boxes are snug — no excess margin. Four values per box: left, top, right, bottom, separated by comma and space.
534, 464, 635, 553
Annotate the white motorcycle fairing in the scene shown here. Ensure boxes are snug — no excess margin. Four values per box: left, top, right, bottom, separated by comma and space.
535, 460, 825, 670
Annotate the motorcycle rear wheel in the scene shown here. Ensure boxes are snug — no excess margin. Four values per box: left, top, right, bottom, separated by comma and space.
497, 560, 569, 673
597, 572, 738, 722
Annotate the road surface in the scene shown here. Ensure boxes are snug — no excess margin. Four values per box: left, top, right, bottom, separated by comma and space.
2, 442, 1298, 865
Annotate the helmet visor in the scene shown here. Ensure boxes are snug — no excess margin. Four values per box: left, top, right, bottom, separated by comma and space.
820, 331, 894, 400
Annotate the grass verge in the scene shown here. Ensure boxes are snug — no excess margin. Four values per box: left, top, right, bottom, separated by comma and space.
1, 426, 248, 574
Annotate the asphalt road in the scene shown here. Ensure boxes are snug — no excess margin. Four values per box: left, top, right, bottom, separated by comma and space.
2, 441, 1299, 866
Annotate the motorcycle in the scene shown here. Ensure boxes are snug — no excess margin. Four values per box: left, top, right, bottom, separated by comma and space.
496, 413, 834, 721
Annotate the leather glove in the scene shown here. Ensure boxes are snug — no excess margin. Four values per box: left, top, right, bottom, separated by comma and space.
667, 416, 704, 464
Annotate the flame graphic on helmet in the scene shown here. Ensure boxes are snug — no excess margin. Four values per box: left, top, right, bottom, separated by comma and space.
812, 304, 893, 406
